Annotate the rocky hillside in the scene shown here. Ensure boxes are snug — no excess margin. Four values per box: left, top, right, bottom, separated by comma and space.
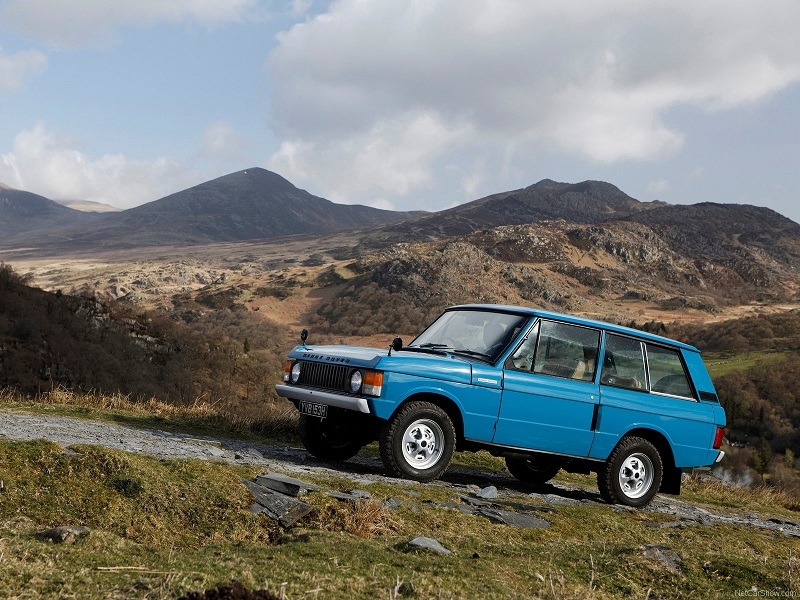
315, 212, 800, 337
363, 179, 665, 244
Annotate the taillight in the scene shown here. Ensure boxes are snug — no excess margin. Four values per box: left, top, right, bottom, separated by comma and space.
713, 426, 725, 449
362, 371, 383, 396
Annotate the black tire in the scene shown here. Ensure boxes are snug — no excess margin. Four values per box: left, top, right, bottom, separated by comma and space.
597, 436, 663, 508
298, 413, 364, 461
505, 456, 561, 485
379, 401, 456, 482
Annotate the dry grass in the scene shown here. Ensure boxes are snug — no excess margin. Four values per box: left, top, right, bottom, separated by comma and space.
682, 473, 800, 512
0, 387, 298, 440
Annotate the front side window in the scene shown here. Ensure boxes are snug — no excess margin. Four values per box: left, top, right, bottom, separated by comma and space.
601, 334, 646, 390
646, 344, 694, 398
528, 320, 600, 381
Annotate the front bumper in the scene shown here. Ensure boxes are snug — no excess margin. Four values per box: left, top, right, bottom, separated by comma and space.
275, 384, 371, 414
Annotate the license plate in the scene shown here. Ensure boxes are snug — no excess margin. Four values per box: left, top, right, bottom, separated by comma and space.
299, 401, 328, 418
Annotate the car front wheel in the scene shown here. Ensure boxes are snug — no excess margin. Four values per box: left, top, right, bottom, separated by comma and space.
379, 401, 455, 482
597, 436, 663, 507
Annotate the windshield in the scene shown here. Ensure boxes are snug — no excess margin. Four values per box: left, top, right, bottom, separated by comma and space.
410, 309, 531, 363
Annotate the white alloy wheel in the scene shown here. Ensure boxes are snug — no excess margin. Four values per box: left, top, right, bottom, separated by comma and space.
401, 418, 444, 470
617, 452, 655, 499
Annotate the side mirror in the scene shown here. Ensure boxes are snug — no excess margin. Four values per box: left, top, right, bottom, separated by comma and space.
391, 337, 403, 352
300, 329, 308, 344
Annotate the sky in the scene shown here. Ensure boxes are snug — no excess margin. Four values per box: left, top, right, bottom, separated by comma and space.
1, 0, 799, 225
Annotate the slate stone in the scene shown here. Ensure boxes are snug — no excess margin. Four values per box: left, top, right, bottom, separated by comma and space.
476, 486, 499, 499
643, 545, 682, 573
460, 495, 493, 507
255, 473, 320, 497
36, 526, 90, 544
349, 489, 372, 499
384, 497, 404, 510
243, 480, 314, 527
478, 508, 550, 529
407, 537, 452, 555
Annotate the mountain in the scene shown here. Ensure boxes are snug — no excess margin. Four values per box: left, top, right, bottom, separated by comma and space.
364, 179, 665, 244
3, 168, 420, 249
0, 185, 100, 237
55, 199, 121, 213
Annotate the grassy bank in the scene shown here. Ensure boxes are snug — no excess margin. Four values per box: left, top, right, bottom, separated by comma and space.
1, 395, 799, 598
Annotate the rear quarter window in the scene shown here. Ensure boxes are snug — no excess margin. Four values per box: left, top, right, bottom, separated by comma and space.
600, 333, 696, 399
646, 343, 694, 399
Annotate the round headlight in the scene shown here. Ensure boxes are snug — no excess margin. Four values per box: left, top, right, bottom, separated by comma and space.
290, 362, 302, 384
349, 370, 363, 393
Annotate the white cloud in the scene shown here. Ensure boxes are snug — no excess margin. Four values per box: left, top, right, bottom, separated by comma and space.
202, 121, 248, 159
266, 0, 800, 206
0, 0, 262, 47
647, 179, 670, 195
0, 46, 46, 92
0, 123, 193, 207
268, 110, 471, 206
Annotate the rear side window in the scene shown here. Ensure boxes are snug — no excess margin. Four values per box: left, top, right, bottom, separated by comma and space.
601, 334, 646, 389
531, 320, 600, 381
601, 333, 695, 399
646, 344, 694, 398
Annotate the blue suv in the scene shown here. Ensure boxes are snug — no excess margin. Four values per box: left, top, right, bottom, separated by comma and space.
276, 305, 726, 507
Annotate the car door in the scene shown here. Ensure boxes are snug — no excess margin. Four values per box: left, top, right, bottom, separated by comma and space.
492, 319, 601, 456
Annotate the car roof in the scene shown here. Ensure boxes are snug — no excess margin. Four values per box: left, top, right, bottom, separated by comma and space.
446, 304, 699, 352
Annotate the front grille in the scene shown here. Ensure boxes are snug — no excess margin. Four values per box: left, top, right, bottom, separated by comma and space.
297, 361, 350, 392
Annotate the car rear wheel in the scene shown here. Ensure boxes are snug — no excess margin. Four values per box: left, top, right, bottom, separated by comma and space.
379, 401, 455, 482
298, 413, 364, 461
597, 436, 663, 507
505, 456, 561, 485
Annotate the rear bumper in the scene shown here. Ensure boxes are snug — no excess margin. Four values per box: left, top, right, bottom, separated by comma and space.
275, 384, 371, 414
714, 450, 725, 464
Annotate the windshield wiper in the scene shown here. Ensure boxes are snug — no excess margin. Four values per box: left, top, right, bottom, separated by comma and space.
451, 349, 493, 362
403, 344, 450, 356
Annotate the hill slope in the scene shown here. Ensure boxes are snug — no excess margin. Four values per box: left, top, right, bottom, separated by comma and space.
2, 168, 420, 249
0, 186, 100, 237
365, 179, 664, 244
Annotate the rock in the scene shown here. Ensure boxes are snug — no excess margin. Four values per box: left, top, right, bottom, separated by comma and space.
243, 480, 314, 527
254, 473, 320, 497
478, 508, 550, 529
384, 497, 404, 510
476, 485, 498, 499
36, 526, 90, 544
460, 495, 493, 507
642, 545, 682, 573
178, 579, 279, 600
406, 537, 452, 555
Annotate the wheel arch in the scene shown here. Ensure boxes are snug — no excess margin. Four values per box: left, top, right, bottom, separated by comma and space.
620, 427, 681, 495
392, 392, 465, 442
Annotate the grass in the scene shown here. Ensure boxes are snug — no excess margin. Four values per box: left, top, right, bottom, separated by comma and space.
0, 387, 299, 442
703, 349, 789, 377
1, 393, 800, 598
